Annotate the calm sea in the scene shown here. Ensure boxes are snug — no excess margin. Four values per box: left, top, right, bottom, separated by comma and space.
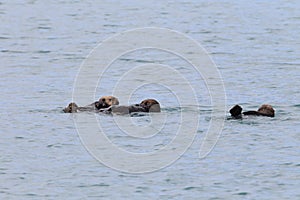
1, 0, 299, 199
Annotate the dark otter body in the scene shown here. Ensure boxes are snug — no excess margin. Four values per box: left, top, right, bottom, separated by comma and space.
100, 99, 161, 115
102, 104, 147, 115
229, 104, 275, 119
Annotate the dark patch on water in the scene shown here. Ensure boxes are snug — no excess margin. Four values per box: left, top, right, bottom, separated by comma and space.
36, 50, 51, 54
184, 186, 199, 190
235, 192, 249, 195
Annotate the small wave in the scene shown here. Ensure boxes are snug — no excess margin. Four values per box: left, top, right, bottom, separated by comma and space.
184, 186, 199, 191
163, 106, 182, 112
37, 26, 51, 30
234, 192, 249, 196
0, 36, 10, 39
1, 50, 26, 53
35, 50, 51, 54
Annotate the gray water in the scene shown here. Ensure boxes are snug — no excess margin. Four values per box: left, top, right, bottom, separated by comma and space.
1, 0, 300, 199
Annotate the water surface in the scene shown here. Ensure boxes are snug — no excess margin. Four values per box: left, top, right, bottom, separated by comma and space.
0, 0, 299, 199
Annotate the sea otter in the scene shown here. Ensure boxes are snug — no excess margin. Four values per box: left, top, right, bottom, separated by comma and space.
63, 96, 119, 113
96, 96, 120, 109
100, 99, 161, 115
229, 104, 275, 119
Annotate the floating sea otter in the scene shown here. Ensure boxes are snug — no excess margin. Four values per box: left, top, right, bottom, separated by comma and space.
100, 99, 161, 115
229, 104, 275, 119
63, 96, 119, 113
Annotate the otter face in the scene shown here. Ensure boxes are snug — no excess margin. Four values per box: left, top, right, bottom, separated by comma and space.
63, 102, 79, 113
140, 99, 161, 112
96, 96, 119, 109
257, 104, 275, 117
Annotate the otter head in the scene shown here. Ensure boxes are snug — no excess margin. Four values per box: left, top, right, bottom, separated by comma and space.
257, 104, 275, 117
230, 105, 242, 118
96, 96, 119, 109
140, 99, 161, 112
63, 102, 79, 113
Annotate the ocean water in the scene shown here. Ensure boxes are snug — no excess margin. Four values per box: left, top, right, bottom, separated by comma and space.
1, 0, 299, 199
